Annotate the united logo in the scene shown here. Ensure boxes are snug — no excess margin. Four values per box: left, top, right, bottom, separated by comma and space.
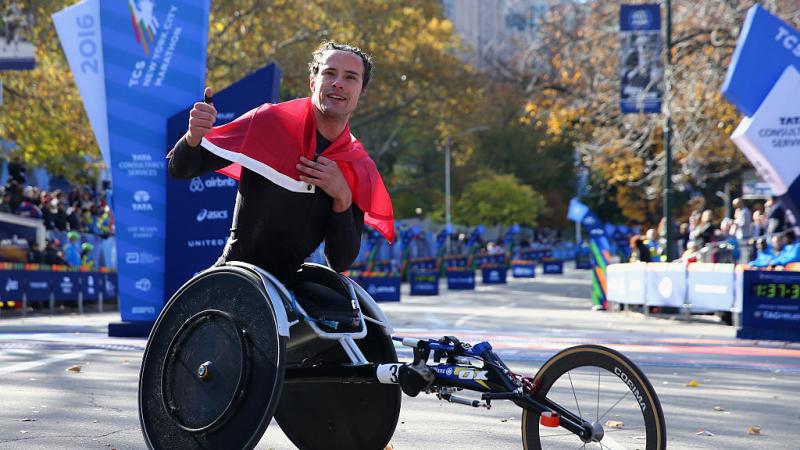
128, 0, 159, 55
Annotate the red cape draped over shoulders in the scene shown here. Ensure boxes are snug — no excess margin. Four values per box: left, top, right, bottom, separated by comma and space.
200, 97, 394, 242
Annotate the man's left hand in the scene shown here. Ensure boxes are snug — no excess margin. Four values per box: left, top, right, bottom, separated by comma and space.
297, 156, 352, 212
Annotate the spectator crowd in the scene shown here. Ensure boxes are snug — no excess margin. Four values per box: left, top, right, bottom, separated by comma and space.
628, 196, 799, 269
0, 160, 114, 268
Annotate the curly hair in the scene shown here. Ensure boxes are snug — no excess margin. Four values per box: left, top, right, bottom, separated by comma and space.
308, 41, 374, 92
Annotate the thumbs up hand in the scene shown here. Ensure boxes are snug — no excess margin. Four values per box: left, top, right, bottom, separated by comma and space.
186, 87, 217, 147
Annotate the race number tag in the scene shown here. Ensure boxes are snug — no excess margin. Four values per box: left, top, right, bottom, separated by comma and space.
376, 363, 403, 384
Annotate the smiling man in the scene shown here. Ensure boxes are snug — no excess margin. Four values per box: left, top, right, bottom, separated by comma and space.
167, 42, 393, 284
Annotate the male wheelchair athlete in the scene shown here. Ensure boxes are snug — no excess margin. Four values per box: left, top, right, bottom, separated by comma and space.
139, 262, 666, 449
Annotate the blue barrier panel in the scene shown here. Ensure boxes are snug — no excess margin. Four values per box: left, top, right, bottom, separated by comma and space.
360, 276, 401, 302
575, 252, 592, 270
687, 263, 735, 312
0, 270, 25, 301
542, 260, 564, 274
80, 272, 101, 302
606, 263, 647, 305
25, 272, 52, 302
512, 263, 536, 278
409, 271, 439, 296
645, 263, 687, 308
103, 272, 118, 300
54, 273, 80, 302
446, 270, 475, 290
481, 268, 507, 284
738, 270, 800, 342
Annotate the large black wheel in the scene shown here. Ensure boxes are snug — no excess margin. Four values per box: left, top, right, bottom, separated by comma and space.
275, 320, 402, 450
139, 266, 286, 450
522, 345, 666, 450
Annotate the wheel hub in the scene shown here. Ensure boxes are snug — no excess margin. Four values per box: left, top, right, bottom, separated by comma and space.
581, 420, 605, 443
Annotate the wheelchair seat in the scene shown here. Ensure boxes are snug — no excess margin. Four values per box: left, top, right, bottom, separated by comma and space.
287, 265, 362, 333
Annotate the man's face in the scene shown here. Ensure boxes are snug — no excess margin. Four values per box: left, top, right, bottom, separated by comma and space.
310, 50, 364, 120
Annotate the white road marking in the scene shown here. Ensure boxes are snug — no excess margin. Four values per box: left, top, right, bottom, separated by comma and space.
0, 349, 104, 376
455, 302, 517, 327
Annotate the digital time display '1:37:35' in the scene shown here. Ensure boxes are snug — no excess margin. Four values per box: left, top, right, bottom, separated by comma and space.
752, 283, 800, 299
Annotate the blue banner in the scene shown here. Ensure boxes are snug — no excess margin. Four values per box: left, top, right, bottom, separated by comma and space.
722, 5, 800, 117
0, 270, 114, 303
54, 273, 80, 301
25, 271, 52, 302
164, 63, 282, 298
446, 271, 475, 290
0, 270, 24, 301
81, 272, 101, 301
567, 197, 589, 222
481, 267, 507, 284
542, 260, 564, 274
361, 276, 401, 302
619, 4, 663, 113
409, 271, 439, 296
101, 0, 210, 322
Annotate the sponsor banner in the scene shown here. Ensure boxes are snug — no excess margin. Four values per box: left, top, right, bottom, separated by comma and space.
80, 272, 101, 301
644, 263, 686, 308
0, 270, 24, 301
25, 271, 52, 302
512, 263, 535, 278
731, 65, 800, 224
409, 271, 439, 296
164, 63, 281, 298
738, 269, 800, 342
619, 4, 663, 113
606, 262, 646, 305
481, 267, 507, 284
101, 0, 210, 322
54, 273, 80, 301
0, 270, 112, 302
103, 272, 117, 298
446, 271, 475, 290
542, 260, 564, 274
722, 5, 800, 117
686, 263, 735, 312
52, 0, 110, 167
0, 2, 35, 69
361, 276, 401, 302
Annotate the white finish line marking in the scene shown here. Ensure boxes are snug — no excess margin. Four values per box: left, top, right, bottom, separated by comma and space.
0, 349, 104, 376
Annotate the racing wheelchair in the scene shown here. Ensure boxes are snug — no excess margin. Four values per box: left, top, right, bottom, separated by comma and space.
139, 262, 666, 449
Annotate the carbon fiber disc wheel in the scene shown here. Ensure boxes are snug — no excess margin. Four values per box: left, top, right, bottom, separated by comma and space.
139, 266, 286, 450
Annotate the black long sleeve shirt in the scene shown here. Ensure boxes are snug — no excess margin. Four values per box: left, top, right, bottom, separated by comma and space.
168, 135, 364, 283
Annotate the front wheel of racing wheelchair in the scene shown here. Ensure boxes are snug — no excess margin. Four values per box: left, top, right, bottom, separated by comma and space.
138, 262, 401, 450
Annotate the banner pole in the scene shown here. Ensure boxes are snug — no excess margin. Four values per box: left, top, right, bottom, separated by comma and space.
663, 0, 675, 261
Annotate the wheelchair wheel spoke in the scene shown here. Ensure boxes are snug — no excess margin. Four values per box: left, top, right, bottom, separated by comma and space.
598, 389, 631, 424
568, 370, 583, 420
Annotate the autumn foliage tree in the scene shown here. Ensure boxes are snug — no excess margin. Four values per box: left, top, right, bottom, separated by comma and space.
516, 0, 800, 224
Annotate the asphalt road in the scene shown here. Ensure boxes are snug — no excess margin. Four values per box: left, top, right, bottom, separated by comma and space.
1, 264, 798, 449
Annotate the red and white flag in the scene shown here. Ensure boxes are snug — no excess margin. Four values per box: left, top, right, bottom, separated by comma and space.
200, 97, 395, 242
